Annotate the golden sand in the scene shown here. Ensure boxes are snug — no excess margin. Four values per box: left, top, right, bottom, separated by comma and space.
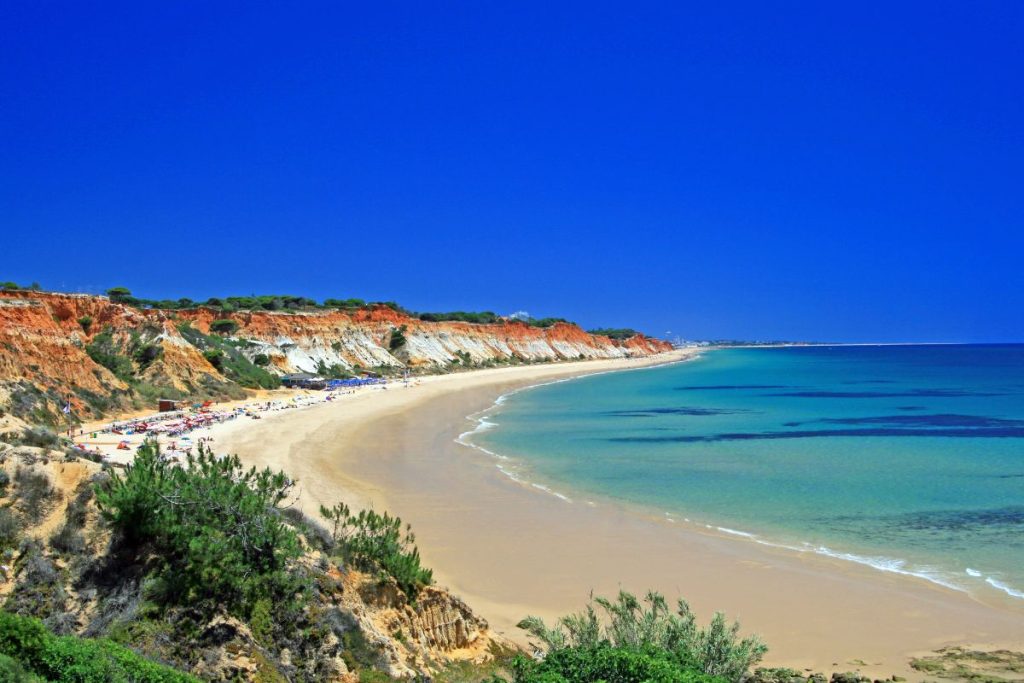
208, 351, 1024, 680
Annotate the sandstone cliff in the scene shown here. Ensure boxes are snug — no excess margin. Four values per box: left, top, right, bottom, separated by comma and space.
0, 290, 671, 422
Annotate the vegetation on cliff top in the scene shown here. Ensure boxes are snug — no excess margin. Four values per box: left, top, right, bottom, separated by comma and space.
1, 281, 42, 292
103, 286, 410, 315
5, 283, 632, 336
418, 311, 502, 324
586, 328, 639, 340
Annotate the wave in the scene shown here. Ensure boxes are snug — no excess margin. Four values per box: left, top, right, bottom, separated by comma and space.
804, 545, 965, 592
456, 384, 576, 502
456, 417, 499, 446
454, 357, 705, 504
710, 528, 1024, 602
986, 577, 1024, 599
695, 522, 1024, 601
530, 482, 572, 502
716, 526, 757, 538
964, 569, 1024, 599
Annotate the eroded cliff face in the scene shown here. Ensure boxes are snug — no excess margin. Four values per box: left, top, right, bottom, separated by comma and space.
0, 291, 671, 421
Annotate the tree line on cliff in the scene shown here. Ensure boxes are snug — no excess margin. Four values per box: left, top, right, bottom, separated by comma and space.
6, 281, 649, 336
104, 287, 582, 330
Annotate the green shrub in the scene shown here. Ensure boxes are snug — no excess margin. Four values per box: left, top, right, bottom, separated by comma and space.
95, 441, 306, 618
106, 287, 133, 303
0, 651, 44, 682
517, 590, 766, 683
202, 348, 224, 371
418, 311, 500, 324
527, 317, 572, 328
19, 427, 60, 449
85, 328, 134, 381
388, 326, 408, 352
0, 610, 196, 682
209, 319, 239, 335
178, 324, 280, 389
323, 298, 367, 310
249, 598, 273, 645
587, 328, 640, 340
131, 341, 163, 370
320, 504, 432, 598
49, 524, 85, 555
510, 643, 727, 683
253, 353, 271, 366
0, 508, 21, 551
76, 316, 93, 334
15, 470, 55, 524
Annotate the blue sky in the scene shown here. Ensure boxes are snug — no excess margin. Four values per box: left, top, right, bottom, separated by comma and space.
2, 2, 1022, 342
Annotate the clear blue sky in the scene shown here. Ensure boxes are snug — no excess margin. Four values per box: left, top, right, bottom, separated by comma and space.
2, 3, 1022, 343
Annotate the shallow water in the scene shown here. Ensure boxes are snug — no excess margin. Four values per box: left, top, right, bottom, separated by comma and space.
468, 345, 1024, 602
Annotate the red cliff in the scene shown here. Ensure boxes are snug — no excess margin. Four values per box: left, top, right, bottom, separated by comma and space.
0, 290, 672, 423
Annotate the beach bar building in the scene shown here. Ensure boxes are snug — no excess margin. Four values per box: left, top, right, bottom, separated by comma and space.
281, 373, 328, 389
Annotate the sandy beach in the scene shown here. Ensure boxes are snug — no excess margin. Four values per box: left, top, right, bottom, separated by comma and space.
191, 351, 1024, 679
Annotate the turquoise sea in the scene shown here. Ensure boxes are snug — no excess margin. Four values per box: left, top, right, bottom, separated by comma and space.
463, 345, 1024, 603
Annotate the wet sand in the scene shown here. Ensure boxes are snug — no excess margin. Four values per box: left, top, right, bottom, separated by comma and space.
216, 351, 1024, 680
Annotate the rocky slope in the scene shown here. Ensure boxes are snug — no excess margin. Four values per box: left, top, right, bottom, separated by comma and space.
0, 437, 512, 681
0, 291, 671, 423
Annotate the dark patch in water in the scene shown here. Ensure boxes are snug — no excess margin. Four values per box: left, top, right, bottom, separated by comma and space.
674, 384, 791, 391
842, 379, 898, 384
604, 407, 750, 417
787, 414, 1024, 429
608, 426, 1024, 443
765, 389, 1005, 398
834, 506, 1024, 533
819, 507, 1024, 548
996, 473, 1024, 479
897, 406, 926, 411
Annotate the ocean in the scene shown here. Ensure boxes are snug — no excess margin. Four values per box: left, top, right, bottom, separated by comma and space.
462, 345, 1024, 604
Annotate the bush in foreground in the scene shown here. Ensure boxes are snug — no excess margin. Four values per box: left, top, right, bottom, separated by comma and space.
0, 610, 195, 682
95, 441, 306, 620
510, 590, 766, 683
320, 502, 433, 598
507, 642, 728, 683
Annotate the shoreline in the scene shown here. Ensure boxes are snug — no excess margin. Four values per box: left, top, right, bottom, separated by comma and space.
209, 350, 1024, 680
455, 379, 1024, 608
